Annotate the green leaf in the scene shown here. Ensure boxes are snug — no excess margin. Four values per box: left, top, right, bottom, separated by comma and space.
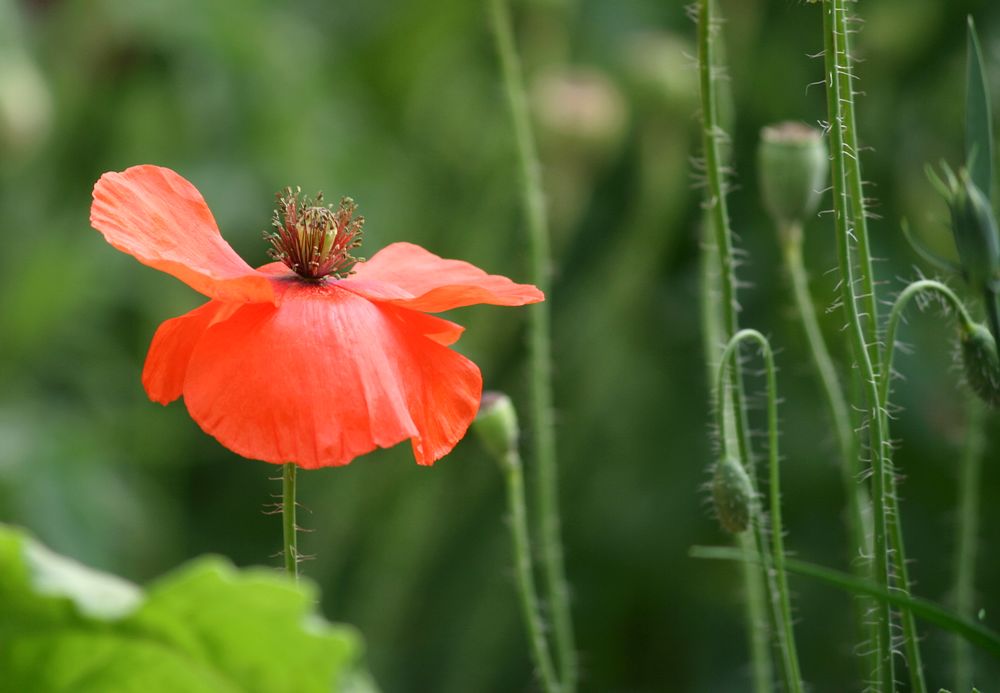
0, 524, 378, 693
966, 15, 993, 198
690, 545, 1000, 657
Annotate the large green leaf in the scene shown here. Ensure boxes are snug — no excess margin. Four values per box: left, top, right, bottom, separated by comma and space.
0, 525, 378, 693
966, 15, 993, 198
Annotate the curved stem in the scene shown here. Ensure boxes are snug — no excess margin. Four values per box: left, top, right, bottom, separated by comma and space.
879, 280, 975, 408
503, 450, 561, 693
878, 280, 975, 693
489, 1, 576, 687
822, 2, 893, 688
282, 463, 298, 580
698, 2, 776, 690
718, 330, 804, 693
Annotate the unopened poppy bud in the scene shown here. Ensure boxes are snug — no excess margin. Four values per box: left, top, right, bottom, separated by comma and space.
757, 122, 828, 229
961, 322, 1000, 407
474, 391, 520, 463
945, 169, 1000, 293
531, 67, 627, 157
622, 31, 697, 115
712, 455, 754, 534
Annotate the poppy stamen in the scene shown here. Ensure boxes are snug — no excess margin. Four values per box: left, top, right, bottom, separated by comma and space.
266, 188, 364, 280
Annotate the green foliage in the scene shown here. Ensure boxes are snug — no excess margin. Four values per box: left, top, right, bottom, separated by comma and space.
0, 525, 376, 693
966, 17, 993, 198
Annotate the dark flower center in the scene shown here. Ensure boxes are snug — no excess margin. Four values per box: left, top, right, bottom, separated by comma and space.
265, 188, 364, 280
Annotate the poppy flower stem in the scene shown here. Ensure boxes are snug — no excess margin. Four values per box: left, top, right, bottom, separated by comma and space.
282, 463, 299, 580
820, 2, 896, 689
953, 394, 985, 692
717, 330, 804, 693
878, 280, 976, 693
490, 0, 576, 689
502, 449, 561, 693
696, 2, 777, 691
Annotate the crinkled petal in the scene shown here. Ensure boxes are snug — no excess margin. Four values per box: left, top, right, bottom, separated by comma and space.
91, 165, 273, 303
182, 282, 482, 468
346, 242, 543, 312
142, 300, 236, 404
384, 305, 465, 346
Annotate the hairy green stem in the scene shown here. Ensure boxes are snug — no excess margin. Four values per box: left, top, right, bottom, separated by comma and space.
718, 330, 804, 693
698, 2, 777, 690
832, 0, 879, 358
780, 223, 875, 680
502, 450, 561, 693
953, 395, 985, 693
283, 463, 298, 580
699, 224, 773, 692
822, 1, 893, 688
879, 280, 976, 693
489, 1, 576, 687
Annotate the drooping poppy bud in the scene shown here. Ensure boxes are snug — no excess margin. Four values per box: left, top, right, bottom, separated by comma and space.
757, 122, 828, 232
474, 391, 520, 464
961, 322, 1000, 407
712, 455, 754, 534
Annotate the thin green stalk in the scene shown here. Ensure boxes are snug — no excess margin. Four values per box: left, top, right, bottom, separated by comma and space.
780, 222, 875, 684
699, 224, 773, 692
879, 280, 976, 693
489, 1, 576, 688
822, 2, 893, 689
283, 463, 298, 580
503, 450, 561, 693
954, 395, 985, 692
691, 545, 1000, 658
718, 331, 804, 693
780, 223, 866, 542
832, 0, 879, 357
698, 2, 778, 690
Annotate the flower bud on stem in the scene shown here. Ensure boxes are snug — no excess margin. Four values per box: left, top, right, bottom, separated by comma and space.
474, 394, 560, 693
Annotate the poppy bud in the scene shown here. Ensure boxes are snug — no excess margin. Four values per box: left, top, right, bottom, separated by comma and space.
945, 169, 1000, 294
531, 67, 627, 158
474, 391, 520, 463
0, 52, 52, 159
757, 122, 828, 229
961, 322, 1000, 407
712, 455, 754, 534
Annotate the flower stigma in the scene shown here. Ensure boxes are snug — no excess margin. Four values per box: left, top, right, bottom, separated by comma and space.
266, 188, 364, 280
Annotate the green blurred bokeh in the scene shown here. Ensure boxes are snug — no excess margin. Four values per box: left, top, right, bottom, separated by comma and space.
2, 0, 1000, 690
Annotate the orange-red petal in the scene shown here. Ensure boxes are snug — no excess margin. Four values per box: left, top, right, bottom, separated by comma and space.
142, 300, 233, 404
347, 242, 544, 312
91, 165, 274, 303
181, 282, 482, 468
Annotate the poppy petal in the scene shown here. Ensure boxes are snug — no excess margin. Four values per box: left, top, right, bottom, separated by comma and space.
91, 165, 274, 303
384, 305, 465, 346
347, 242, 543, 312
182, 283, 482, 468
143, 300, 229, 404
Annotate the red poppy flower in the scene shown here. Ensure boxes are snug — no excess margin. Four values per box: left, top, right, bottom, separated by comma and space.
90, 165, 542, 469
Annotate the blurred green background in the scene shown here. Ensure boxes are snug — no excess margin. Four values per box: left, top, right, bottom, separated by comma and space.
3, 0, 1000, 690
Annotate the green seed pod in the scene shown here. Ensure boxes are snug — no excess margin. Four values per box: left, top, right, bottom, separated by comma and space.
961, 322, 1000, 406
757, 122, 828, 228
712, 455, 754, 534
473, 391, 520, 462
